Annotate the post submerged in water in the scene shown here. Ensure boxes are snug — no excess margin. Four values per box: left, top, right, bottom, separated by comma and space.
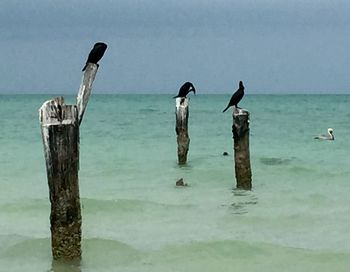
39, 63, 98, 260
175, 97, 190, 165
232, 107, 252, 190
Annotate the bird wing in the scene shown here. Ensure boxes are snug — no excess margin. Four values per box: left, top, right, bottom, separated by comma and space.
229, 89, 243, 104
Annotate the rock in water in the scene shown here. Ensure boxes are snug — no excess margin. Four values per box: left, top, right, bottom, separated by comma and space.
176, 178, 187, 186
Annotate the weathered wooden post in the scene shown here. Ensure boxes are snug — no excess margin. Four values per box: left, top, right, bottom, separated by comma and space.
39, 63, 98, 260
76, 63, 98, 125
232, 108, 252, 190
175, 97, 190, 165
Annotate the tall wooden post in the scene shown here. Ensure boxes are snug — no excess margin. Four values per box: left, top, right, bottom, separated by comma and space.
175, 97, 190, 165
39, 63, 98, 260
232, 108, 252, 190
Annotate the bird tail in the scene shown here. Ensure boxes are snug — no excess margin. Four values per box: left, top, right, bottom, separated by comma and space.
173, 95, 179, 99
222, 105, 230, 113
82, 63, 87, 72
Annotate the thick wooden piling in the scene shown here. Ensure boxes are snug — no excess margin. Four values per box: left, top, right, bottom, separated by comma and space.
232, 108, 252, 190
39, 63, 98, 260
39, 98, 81, 260
175, 97, 190, 165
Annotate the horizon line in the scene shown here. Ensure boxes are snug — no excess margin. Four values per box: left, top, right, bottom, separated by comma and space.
1, 92, 350, 95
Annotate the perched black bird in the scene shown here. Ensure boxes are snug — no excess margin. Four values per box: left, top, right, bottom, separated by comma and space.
222, 81, 245, 113
82, 42, 107, 71
173, 82, 196, 98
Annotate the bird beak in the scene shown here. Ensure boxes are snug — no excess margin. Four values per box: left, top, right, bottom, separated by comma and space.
192, 87, 196, 95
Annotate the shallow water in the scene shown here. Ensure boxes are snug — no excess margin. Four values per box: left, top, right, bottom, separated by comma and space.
0, 94, 350, 271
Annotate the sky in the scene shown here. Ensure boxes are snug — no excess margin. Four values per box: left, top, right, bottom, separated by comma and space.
0, 0, 350, 94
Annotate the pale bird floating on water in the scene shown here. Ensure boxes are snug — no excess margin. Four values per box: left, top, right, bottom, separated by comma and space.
314, 128, 334, 141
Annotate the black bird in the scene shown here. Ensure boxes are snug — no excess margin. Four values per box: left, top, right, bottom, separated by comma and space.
222, 81, 245, 113
173, 82, 196, 98
82, 42, 107, 71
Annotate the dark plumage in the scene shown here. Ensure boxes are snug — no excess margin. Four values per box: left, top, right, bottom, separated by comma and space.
82, 42, 107, 71
173, 82, 196, 98
222, 81, 245, 113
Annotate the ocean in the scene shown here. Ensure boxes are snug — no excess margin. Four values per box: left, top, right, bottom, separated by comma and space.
0, 94, 350, 271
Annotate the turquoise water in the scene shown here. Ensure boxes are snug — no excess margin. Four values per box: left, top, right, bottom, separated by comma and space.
1, 94, 350, 271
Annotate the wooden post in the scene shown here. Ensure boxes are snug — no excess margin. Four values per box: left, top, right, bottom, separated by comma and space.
76, 63, 98, 125
39, 63, 98, 260
175, 97, 190, 165
232, 108, 252, 190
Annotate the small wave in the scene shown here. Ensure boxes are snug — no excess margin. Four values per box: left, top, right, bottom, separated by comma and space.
229, 189, 258, 215
0, 237, 50, 259
260, 157, 292, 166
82, 238, 142, 265
138, 240, 350, 272
139, 108, 158, 113
1, 237, 350, 272
81, 198, 193, 214
0, 237, 141, 271
0, 199, 48, 213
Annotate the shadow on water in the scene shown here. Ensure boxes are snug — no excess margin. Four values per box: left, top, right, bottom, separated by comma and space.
174, 161, 194, 171
259, 157, 293, 166
49, 259, 81, 272
230, 188, 258, 215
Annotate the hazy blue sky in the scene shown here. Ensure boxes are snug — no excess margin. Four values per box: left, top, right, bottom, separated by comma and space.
1, 0, 350, 94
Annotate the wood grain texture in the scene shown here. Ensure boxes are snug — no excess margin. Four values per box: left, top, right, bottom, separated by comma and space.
232, 108, 252, 190
175, 97, 190, 165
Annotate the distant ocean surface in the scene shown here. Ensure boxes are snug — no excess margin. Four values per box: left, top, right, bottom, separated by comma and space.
1, 94, 350, 271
